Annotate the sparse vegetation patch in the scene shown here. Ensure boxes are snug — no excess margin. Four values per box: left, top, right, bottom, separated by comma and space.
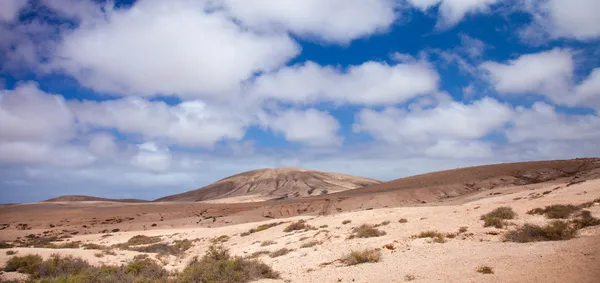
300, 240, 323, 248
341, 248, 381, 265
504, 221, 576, 242
476, 265, 494, 274
480, 207, 516, 228
348, 224, 386, 239
527, 204, 580, 219
270, 248, 294, 258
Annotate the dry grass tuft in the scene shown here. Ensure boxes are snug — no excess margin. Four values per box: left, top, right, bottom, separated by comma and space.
398, 218, 408, 223
247, 250, 270, 259
128, 239, 192, 256
242, 222, 285, 236
342, 220, 352, 225
6, 250, 17, 255
260, 240, 276, 247
300, 240, 323, 248
348, 224, 386, 239
341, 248, 381, 265
270, 248, 294, 258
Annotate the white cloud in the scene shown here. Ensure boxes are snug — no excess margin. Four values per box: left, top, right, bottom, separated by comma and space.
480, 48, 573, 99
87, 133, 119, 158
72, 97, 252, 147
249, 60, 439, 105
0, 82, 76, 143
407, 0, 500, 28
260, 108, 342, 147
573, 68, 600, 111
425, 139, 493, 158
0, 141, 95, 167
507, 102, 600, 143
354, 97, 513, 144
0, 0, 28, 22
50, 0, 299, 98
40, 0, 106, 22
131, 142, 172, 173
221, 0, 398, 43
521, 0, 600, 41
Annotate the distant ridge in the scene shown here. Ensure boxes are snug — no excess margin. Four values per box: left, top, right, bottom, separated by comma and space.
43, 195, 148, 203
156, 168, 381, 202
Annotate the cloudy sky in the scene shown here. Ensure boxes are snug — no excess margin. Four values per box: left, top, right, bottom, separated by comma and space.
1, 0, 599, 203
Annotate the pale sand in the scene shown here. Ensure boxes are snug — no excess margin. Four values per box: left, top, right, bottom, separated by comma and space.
2, 179, 600, 282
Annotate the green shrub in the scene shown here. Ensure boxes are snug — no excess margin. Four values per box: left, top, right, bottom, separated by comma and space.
4, 254, 43, 273
178, 245, 279, 283
342, 249, 381, 265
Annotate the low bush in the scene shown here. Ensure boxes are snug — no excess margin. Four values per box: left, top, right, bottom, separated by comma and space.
527, 204, 580, 219
4, 254, 43, 273
126, 235, 161, 246
283, 220, 310, 232
260, 240, 276, 247
348, 224, 386, 239
398, 218, 408, 223
504, 221, 576, 242
342, 220, 352, 225
179, 245, 279, 282
341, 249, 381, 265
481, 207, 516, 228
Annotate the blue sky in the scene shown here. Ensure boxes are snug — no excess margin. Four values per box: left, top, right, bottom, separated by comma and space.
1, 0, 599, 203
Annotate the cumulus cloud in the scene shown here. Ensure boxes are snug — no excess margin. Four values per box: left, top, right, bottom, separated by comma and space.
50, 0, 299, 98
249, 60, 439, 105
506, 102, 600, 143
221, 0, 398, 43
480, 48, 573, 97
521, 0, 600, 41
481, 49, 600, 111
354, 97, 513, 145
72, 97, 252, 147
407, 0, 500, 28
0, 82, 76, 143
259, 108, 343, 147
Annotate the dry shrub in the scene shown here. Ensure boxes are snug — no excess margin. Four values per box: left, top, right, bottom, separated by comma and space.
458, 226, 468, 233
283, 220, 310, 232
527, 204, 580, 219
45, 241, 81, 249
126, 235, 161, 246
476, 265, 494, 274
504, 221, 576, 242
246, 250, 270, 259
482, 207, 516, 220
128, 239, 192, 256
572, 210, 600, 229
260, 240, 276, 247
412, 231, 443, 239
480, 207, 516, 228
300, 240, 322, 248
242, 222, 285, 236
270, 248, 293, 258
398, 218, 408, 223
81, 243, 108, 250
342, 220, 352, 225
348, 224, 386, 239
6, 250, 17, 255
342, 249, 381, 265
179, 245, 279, 282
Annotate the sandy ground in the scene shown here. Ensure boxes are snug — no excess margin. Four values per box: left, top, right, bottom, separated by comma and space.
1, 179, 600, 282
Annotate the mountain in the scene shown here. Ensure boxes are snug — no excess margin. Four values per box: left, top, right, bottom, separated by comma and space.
155, 168, 381, 202
43, 195, 148, 203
